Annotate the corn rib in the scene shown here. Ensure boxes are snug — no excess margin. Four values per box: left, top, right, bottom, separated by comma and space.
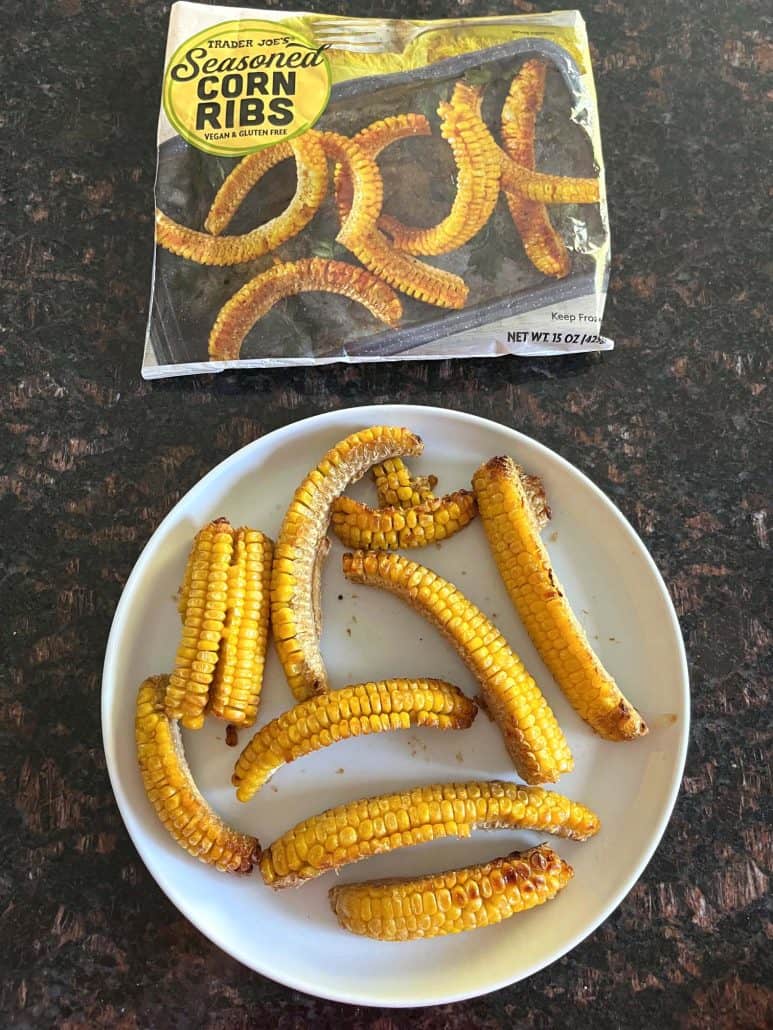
155, 133, 327, 266
260, 781, 598, 888
208, 528, 273, 728
272, 426, 424, 702
232, 678, 477, 802
209, 258, 402, 360
372, 457, 438, 508
472, 456, 647, 740
501, 61, 570, 279
499, 149, 599, 205
330, 489, 477, 550
204, 142, 293, 235
136, 676, 259, 873
342, 550, 572, 783
330, 843, 572, 940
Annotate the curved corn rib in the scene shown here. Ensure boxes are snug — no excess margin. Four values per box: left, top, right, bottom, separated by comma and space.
501, 61, 570, 279
330, 489, 477, 550
208, 258, 402, 360
342, 550, 573, 783
372, 457, 438, 508
272, 426, 424, 702
259, 781, 598, 888
204, 142, 293, 235
330, 843, 572, 940
208, 528, 273, 727
323, 130, 468, 309
472, 456, 647, 740
166, 519, 234, 730
379, 84, 501, 256
232, 678, 477, 802
136, 676, 259, 873
154, 133, 328, 266
499, 149, 599, 205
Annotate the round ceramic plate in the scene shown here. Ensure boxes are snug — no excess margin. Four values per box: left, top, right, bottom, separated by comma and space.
102, 405, 689, 1006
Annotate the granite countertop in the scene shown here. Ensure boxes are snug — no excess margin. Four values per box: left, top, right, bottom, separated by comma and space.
1, 0, 770, 1026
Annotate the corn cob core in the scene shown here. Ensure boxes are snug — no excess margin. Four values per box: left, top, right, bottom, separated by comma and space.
330, 843, 573, 940
330, 489, 477, 550
271, 426, 423, 702
259, 781, 598, 888
342, 550, 573, 783
208, 528, 273, 728
232, 678, 477, 802
136, 676, 259, 874
372, 457, 438, 508
472, 456, 647, 741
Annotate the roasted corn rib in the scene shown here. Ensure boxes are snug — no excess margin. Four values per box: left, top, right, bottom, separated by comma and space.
499, 149, 600, 206
260, 781, 598, 888
166, 519, 234, 730
330, 489, 477, 549
204, 142, 293, 235
136, 676, 259, 873
155, 133, 327, 266
472, 456, 647, 740
208, 528, 273, 728
232, 679, 477, 802
343, 550, 573, 783
372, 457, 438, 508
209, 258, 402, 361
502, 61, 570, 279
330, 843, 572, 940
272, 426, 424, 702
379, 84, 501, 256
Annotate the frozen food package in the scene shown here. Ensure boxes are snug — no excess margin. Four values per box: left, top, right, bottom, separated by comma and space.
143, 3, 612, 377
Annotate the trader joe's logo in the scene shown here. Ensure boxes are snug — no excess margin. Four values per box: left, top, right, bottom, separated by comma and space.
163, 20, 331, 156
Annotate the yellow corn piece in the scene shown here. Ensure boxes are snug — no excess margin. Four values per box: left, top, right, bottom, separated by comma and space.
330, 843, 573, 940
232, 678, 477, 802
372, 457, 438, 508
472, 456, 647, 740
208, 529, 273, 728
501, 61, 571, 279
379, 84, 502, 256
204, 142, 293, 235
136, 676, 259, 873
330, 489, 477, 550
343, 550, 573, 783
318, 131, 384, 245
260, 781, 598, 888
209, 258, 402, 361
165, 519, 234, 730
154, 133, 328, 266
499, 149, 600, 206
272, 426, 423, 702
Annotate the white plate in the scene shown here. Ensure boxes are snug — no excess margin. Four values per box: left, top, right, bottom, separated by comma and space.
102, 404, 689, 1007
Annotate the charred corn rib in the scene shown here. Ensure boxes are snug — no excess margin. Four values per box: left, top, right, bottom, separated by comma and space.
502, 61, 570, 279
379, 84, 501, 256
330, 843, 572, 940
472, 457, 647, 740
166, 519, 234, 730
232, 679, 476, 802
343, 550, 572, 783
208, 529, 273, 727
260, 781, 598, 888
209, 258, 402, 360
334, 114, 431, 223
499, 149, 600, 206
155, 134, 327, 266
330, 490, 477, 550
372, 458, 438, 508
272, 426, 424, 702
323, 131, 468, 309
136, 676, 259, 873
204, 142, 293, 235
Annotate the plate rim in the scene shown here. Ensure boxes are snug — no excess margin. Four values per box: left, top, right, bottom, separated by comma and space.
102, 403, 690, 1006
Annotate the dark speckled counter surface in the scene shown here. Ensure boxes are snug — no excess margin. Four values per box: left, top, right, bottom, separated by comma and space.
1, 1, 770, 1027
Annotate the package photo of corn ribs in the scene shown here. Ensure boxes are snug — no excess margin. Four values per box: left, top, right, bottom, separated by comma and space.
143, 4, 611, 377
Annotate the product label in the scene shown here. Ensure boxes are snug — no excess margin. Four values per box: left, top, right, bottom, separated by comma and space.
163, 19, 331, 156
